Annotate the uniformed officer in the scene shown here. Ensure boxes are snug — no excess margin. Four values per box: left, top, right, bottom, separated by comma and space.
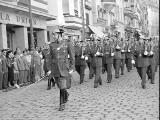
146, 38, 156, 84
133, 37, 149, 89
90, 37, 103, 88
86, 39, 94, 79
113, 36, 122, 78
125, 40, 133, 72
120, 38, 126, 75
74, 40, 87, 84
103, 37, 114, 83
47, 30, 75, 111
42, 42, 55, 90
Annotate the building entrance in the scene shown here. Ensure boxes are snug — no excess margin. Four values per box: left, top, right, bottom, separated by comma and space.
6, 24, 15, 50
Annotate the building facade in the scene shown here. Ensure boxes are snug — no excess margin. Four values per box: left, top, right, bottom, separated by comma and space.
47, 0, 86, 41
146, 0, 159, 37
0, 0, 56, 50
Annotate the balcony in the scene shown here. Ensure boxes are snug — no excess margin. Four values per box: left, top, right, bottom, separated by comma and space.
18, 0, 48, 13
64, 15, 82, 29
85, 0, 92, 10
101, 0, 116, 11
124, 7, 138, 20
97, 18, 107, 26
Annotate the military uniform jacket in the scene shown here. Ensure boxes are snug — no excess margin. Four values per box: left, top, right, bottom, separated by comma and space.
49, 41, 75, 77
91, 43, 103, 67
42, 49, 51, 71
85, 42, 92, 63
120, 41, 126, 60
114, 41, 121, 60
125, 43, 133, 59
103, 41, 114, 64
74, 45, 86, 66
147, 43, 156, 65
133, 42, 149, 67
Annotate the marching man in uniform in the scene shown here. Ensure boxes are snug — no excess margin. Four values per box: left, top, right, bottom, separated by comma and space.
90, 36, 103, 88
47, 29, 75, 111
103, 37, 115, 83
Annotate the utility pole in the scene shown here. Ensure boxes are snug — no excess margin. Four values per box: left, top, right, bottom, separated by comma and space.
29, 0, 34, 50
81, 0, 85, 41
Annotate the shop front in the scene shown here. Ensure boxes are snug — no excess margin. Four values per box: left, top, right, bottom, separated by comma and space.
0, 6, 55, 51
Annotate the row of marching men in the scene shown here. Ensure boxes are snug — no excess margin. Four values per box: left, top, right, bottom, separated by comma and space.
73, 35, 159, 89
0, 47, 44, 91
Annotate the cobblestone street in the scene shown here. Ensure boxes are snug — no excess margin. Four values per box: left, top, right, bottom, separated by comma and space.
0, 67, 159, 120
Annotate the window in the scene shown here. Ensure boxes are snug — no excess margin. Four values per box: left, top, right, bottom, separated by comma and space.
62, 0, 69, 14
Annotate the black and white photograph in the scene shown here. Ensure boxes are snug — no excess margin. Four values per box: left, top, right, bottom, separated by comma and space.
0, 0, 159, 120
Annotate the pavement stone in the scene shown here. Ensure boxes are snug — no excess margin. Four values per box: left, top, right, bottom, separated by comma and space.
0, 67, 159, 120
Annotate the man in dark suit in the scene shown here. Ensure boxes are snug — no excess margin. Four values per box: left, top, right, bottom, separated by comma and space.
48, 30, 75, 111
42, 42, 55, 90
1, 49, 9, 91
74, 41, 87, 84
103, 37, 114, 83
91, 38, 103, 88
133, 38, 149, 89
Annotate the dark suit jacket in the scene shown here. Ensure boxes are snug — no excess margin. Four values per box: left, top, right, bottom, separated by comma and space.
1, 55, 8, 73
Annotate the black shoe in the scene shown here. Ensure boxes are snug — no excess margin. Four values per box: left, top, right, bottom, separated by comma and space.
115, 76, 119, 78
107, 80, 111, 83
94, 84, 98, 88
121, 73, 124, 75
59, 104, 65, 111
47, 86, 51, 90
142, 84, 146, 89
99, 81, 102, 85
151, 81, 155, 84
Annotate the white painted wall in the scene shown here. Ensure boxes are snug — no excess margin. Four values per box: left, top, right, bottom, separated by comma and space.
147, 7, 159, 36
47, 0, 65, 26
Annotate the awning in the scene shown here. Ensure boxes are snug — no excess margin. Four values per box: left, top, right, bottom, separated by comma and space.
88, 25, 104, 38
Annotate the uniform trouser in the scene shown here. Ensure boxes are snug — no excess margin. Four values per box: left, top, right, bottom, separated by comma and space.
19, 70, 25, 84
120, 59, 125, 75
104, 64, 112, 82
146, 64, 155, 83
136, 67, 147, 86
54, 77, 68, 105
2, 72, 8, 89
87, 62, 94, 79
75, 65, 86, 83
93, 66, 102, 87
0, 72, 3, 90
48, 77, 55, 88
126, 58, 132, 72
113, 59, 121, 78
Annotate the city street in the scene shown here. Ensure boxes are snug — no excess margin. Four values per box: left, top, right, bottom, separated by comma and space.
0, 67, 159, 120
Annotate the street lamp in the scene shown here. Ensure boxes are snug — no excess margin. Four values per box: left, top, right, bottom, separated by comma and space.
81, 0, 85, 41
29, 0, 34, 50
